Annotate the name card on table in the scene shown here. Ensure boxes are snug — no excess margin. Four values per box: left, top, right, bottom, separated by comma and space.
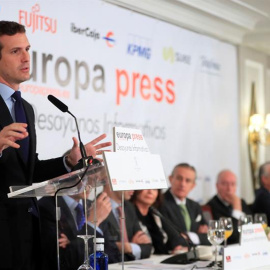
103, 151, 168, 191
223, 224, 270, 270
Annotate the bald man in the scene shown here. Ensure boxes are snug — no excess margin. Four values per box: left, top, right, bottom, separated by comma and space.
253, 162, 270, 226
206, 170, 252, 244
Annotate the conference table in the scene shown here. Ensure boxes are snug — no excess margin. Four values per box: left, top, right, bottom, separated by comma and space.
108, 253, 270, 270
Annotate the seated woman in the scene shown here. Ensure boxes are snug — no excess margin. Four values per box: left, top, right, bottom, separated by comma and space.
130, 189, 188, 254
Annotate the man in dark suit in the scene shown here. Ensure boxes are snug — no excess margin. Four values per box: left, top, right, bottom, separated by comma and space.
0, 21, 111, 270
206, 170, 252, 244
38, 191, 120, 270
100, 185, 152, 261
253, 162, 270, 226
160, 163, 210, 245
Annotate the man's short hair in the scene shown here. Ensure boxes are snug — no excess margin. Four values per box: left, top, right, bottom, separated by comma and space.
170, 163, 197, 179
258, 161, 270, 185
0, 21, 26, 59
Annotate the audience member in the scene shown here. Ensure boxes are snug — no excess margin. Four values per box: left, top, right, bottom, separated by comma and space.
100, 185, 152, 261
38, 190, 120, 270
206, 169, 252, 244
0, 20, 111, 270
160, 163, 210, 245
253, 162, 270, 225
130, 189, 188, 254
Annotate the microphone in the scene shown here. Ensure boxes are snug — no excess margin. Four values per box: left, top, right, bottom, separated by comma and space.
149, 206, 198, 264
47, 94, 93, 169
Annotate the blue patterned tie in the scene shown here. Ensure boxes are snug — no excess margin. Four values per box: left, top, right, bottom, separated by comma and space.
75, 203, 85, 231
12, 91, 29, 163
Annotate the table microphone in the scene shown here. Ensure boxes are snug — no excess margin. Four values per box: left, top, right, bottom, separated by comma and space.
47, 94, 94, 169
149, 206, 198, 264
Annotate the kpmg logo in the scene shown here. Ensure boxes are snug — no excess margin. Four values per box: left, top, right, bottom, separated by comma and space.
163, 47, 191, 65
19, 4, 57, 34
127, 34, 151, 60
70, 23, 100, 40
103, 32, 115, 47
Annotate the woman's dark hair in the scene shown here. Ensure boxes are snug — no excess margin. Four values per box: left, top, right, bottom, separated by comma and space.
130, 189, 164, 208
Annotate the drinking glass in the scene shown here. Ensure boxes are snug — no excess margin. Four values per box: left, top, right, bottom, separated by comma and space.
207, 220, 225, 269
219, 217, 233, 247
77, 235, 94, 270
238, 215, 253, 233
254, 213, 268, 230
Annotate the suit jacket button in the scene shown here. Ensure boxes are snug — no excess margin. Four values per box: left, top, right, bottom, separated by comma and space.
28, 207, 33, 213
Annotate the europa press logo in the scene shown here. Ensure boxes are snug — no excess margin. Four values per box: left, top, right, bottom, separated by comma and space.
19, 4, 57, 34
103, 31, 115, 47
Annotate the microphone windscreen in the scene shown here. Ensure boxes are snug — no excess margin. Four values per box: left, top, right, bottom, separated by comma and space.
48, 95, 68, 113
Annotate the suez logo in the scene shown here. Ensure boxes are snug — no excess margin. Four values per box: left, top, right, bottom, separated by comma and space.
116, 132, 143, 141
116, 69, 175, 105
163, 47, 191, 65
19, 4, 57, 34
127, 34, 151, 60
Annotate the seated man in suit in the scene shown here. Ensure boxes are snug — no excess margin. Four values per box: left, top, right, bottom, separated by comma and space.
206, 169, 252, 244
253, 162, 270, 225
160, 163, 210, 245
100, 184, 152, 261
38, 190, 121, 270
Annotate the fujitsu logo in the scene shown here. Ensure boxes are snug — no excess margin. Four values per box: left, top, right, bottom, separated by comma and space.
19, 4, 57, 34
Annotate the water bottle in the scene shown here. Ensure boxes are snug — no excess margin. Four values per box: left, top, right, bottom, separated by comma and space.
89, 238, 108, 270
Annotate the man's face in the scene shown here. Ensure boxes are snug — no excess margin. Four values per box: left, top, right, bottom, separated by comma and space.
0, 33, 30, 90
115, 190, 134, 201
169, 167, 196, 200
136, 189, 158, 207
216, 171, 237, 201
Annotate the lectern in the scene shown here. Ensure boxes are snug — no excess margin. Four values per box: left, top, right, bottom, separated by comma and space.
8, 163, 108, 270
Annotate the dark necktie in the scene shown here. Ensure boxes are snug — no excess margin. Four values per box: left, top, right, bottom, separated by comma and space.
12, 91, 29, 163
75, 203, 85, 231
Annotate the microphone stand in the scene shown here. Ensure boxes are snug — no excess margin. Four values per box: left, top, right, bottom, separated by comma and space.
149, 207, 198, 264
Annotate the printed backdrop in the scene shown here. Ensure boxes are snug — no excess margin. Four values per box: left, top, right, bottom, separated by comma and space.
1, 0, 239, 203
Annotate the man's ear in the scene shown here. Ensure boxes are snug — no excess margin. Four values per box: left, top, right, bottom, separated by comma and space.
169, 175, 173, 184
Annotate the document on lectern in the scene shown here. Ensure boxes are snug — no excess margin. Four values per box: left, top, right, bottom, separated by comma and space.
103, 151, 167, 191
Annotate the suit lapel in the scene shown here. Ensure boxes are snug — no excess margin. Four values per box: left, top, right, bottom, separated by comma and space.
106, 211, 121, 239
0, 95, 13, 128
166, 191, 187, 231
22, 99, 36, 182
185, 199, 195, 230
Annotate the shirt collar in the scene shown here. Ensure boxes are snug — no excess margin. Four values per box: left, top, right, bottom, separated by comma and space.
110, 198, 120, 210
63, 195, 83, 210
170, 189, 186, 205
0, 83, 17, 102
217, 194, 230, 207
